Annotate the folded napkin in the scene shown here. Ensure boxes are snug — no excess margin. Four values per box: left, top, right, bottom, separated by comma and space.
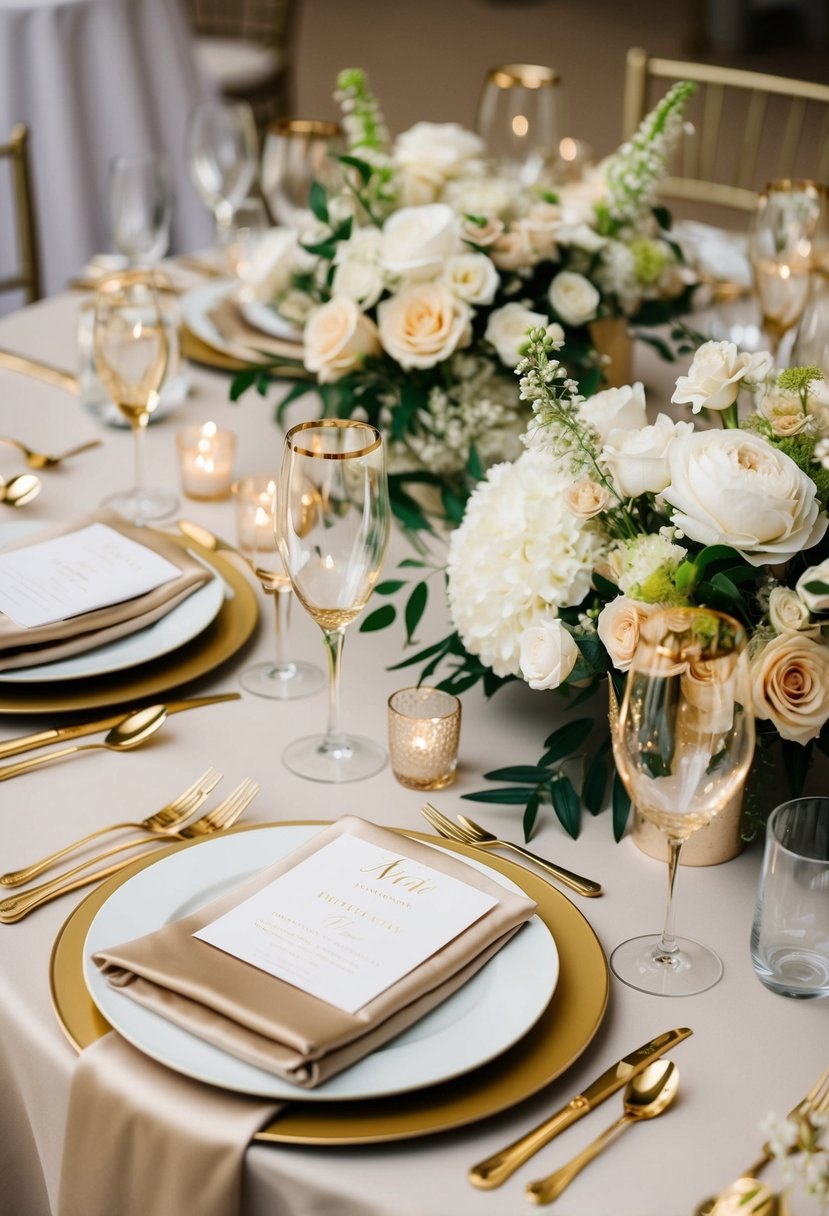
672, 219, 752, 290
206, 297, 305, 365
93, 815, 537, 1087
0, 511, 212, 671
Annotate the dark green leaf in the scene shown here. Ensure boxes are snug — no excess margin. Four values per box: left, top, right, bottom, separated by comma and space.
359, 604, 396, 632
652, 204, 672, 230
275, 381, 313, 424
592, 571, 620, 599
523, 791, 541, 841
781, 738, 813, 797
466, 444, 484, 482
483, 766, 550, 783
404, 581, 428, 644
300, 239, 338, 259
803, 580, 829, 596
440, 486, 467, 525
336, 154, 373, 185
399, 558, 426, 568
541, 718, 594, 765
550, 776, 581, 838
229, 368, 262, 401
583, 752, 608, 814
374, 580, 407, 595
437, 671, 482, 695
635, 331, 675, 361
461, 788, 533, 805
308, 180, 329, 224
387, 637, 452, 671
612, 774, 631, 842
694, 545, 745, 576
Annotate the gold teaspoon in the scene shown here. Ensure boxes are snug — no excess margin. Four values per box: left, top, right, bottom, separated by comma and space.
0, 472, 42, 506
0, 705, 168, 781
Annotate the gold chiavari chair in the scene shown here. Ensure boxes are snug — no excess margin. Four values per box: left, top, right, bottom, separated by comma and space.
0, 124, 40, 305
622, 46, 829, 214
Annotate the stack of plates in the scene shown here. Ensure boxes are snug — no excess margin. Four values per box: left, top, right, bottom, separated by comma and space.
179, 282, 305, 373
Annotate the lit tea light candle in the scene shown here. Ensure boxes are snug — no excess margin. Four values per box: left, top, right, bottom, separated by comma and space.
232, 476, 278, 555
176, 422, 236, 500
388, 687, 462, 790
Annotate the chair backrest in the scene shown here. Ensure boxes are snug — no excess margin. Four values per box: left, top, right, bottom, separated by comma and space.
183, 0, 295, 49
0, 124, 40, 305
622, 47, 829, 214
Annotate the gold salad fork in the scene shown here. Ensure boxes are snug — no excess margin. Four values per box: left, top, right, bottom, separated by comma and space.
420, 803, 602, 898
0, 767, 223, 887
0, 435, 102, 469
0, 778, 260, 922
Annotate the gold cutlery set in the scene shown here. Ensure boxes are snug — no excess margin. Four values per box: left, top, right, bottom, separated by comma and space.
0, 430, 101, 508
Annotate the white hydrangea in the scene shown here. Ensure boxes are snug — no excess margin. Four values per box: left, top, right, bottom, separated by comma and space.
447, 450, 605, 676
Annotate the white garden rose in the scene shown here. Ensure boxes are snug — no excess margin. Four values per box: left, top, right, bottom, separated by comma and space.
796, 560, 829, 612
596, 595, 658, 672
393, 122, 486, 183
769, 586, 815, 634
377, 282, 471, 370
519, 619, 579, 690
671, 340, 774, 413
303, 297, 381, 383
548, 271, 600, 325
602, 413, 693, 498
750, 633, 829, 744
331, 259, 385, 310
380, 203, 461, 281
663, 429, 827, 566
484, 302, 549, 367
440, 253, 499, 305
579, 381, 648, 443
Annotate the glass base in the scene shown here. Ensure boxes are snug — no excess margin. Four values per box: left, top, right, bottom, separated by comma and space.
102, 486, 179, 526
239, 660, 324, 700
610, 933, 723, 996
282, 733, 387, 783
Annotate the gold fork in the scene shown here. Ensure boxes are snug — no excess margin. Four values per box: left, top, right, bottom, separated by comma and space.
0, 767, 223, 887
0, 436, 102, 469
0, 778, 260, 922
420, 803, 602, 898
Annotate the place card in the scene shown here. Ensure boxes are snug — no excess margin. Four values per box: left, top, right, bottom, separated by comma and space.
0, 523, 181, 628
194, 833, 498, 1014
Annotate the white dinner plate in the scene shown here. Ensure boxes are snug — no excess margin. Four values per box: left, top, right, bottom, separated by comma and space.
180, 282, 303, 362
0, 523, 225, 683
82, 824, 559, 1101
239, 298, 303, 342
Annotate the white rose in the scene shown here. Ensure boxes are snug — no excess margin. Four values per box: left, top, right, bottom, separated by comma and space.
663, 429, 827, 567
517, 202, 561, 260
377, 282, 471, 370
490, 227, 534, 271
671, 341, 774, 413
331, 259, 385, 309
554, 221, 607, 252
242, 227, 298, 302
303, 296, 380, 383
751, 633, 829, 744
769, 586, 816, 634
548, 271, 600, 326
602, 413, 694, 498
393, 122, 485, 182
484, 302, 549, 367
796, 560, 829, 613
460, 214, 505, 247
440, 253, 499, 305
380, 204, 461, 282
396, 166, 445, 207
519, 619, 579, 690
597, 596, 659, 672
445, 176, 520, 221
579, 382, 648, 443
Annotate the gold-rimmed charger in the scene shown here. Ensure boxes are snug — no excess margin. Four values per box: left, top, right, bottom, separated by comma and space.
0, 533, 258, 714
50, 822, 609, 1145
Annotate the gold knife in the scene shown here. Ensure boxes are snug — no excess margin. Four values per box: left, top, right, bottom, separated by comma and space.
467, 1026, 693, 1189
0, 348, 79, 394
0, 693, 241, 760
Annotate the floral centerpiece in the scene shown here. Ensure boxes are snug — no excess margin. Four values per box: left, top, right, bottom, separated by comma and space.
235, 68, 697, 527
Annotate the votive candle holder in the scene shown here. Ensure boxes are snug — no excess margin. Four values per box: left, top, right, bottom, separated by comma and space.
388, 687, 461, 790
176, 422, 236, 500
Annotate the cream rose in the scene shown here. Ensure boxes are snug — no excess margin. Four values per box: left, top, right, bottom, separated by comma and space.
440, 253, 499, 305
519, 619, 579, 690
681, 658, 738, 736
671, 340, 774, 413
602, 413, 694, 498
579, 382, 648, 443
377, 282, 471, 370
460, 214, 505, 247
750, 633, 829, 744
490, 227, 534, 271
663, 429, 827, 567
484, 302, 549, 367
548, 271, 600, 326
769, 586, 815, 634
393, 122, 485, 182
563, 479, 611, 519
303, 297, 381, 383
796, 560, 829, 613
380, 204, 461, 282
597, 595, 658, 672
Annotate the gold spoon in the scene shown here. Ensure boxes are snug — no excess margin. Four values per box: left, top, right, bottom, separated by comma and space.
0, 705, 168, 781
0, 472, 42, 506
525, 1061, 680, 1205
0, 436, 102, 469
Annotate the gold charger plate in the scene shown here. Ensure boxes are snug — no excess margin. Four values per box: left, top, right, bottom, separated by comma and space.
0, 534, 258, 714
180, 324, 250, 373
50, 822, 609, 1145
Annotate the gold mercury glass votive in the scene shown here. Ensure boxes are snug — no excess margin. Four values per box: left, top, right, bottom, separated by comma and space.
388, 688, 461, 790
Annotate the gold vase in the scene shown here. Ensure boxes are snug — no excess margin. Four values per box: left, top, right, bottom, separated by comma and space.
588, 316, 633, 388
631, 792, 746, 867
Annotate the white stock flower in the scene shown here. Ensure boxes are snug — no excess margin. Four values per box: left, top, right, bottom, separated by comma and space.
447, 450, 604, 678
380, 203, 461, 281
796, 560, 829, 612
751, 633, 829, 744
548, 271, 600, 325
377, 282, 471, 370
439, 252, 499, 305
663, 429, 827, 566
597, 596, 659, 672
602, 413, 693, 498
485, 302, 550, 367
671, 340, 774, 413
769, 586, 815, 634
579, 382, 648, 443
303, 296, 381, 383
519, 619, 579, 690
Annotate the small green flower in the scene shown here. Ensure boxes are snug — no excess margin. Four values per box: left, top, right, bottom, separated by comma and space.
777, 364, 824, 395
630, 237, 670, 285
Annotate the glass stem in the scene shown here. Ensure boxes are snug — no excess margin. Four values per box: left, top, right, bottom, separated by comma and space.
271, 588, 295, 675
654, 837, 684, 963
321, 627, 348, 751
132, 417, 148, 516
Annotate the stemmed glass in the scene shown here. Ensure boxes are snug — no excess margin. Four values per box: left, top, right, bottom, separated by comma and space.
610, 608, 755, 996
232, 474, 324, 700
475, 63, 561, 187
107, 155, 173, 267
276, 420, 390, 782
184, 100, 259, 247
93, 271, 178, 524
260, 119, 341, 230
748, 179, 824, 358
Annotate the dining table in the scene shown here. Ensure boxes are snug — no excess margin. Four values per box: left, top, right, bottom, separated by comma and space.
0, 274, 825, 1216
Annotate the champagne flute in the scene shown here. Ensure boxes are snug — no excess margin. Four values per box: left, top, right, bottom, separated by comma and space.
232, 474, 324, 700
93, 271, 178, 524
475, 63, 561, 187
107, 154, 173, 267
748, 179, 823, 358
184, 100, 259, 247
610, 608, 755, 996
276, 420, 390, 782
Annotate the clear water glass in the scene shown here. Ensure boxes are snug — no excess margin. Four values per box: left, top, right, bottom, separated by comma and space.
107, 155, 173, 266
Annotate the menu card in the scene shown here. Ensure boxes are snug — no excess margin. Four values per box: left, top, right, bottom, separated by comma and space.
194, 833, 498, 1014
0, 523, 181, 628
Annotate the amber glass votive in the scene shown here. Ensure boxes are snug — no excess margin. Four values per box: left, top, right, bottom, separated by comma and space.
388, 687, 461, 790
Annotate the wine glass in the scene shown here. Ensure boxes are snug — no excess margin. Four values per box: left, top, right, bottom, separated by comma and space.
232, 474, 324, 700
475, 63, 561, 187
107, 154, 173, 267
610, 608, 755, 996
93, 271, 178, 524
276, 420, 390, 782
184, 100, 259, 246
260, 119, 341, 230
748, 179, 824, 358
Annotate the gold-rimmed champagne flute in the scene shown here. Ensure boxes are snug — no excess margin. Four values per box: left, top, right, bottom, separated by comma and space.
610, 608, 755, 996
475, 63, 561, 187
276, 420, 390, 782
93, 270, 178, 524
748, 179, 824, 358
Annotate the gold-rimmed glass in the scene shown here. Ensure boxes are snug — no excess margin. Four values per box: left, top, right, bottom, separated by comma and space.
276, 420, 390, 782
475, 63, 560, 186
610, 608, 755, 996
260, 118, 342, 230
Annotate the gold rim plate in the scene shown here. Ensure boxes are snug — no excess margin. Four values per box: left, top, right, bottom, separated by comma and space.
0, 533, 258, 714
50, 822, 609, 1145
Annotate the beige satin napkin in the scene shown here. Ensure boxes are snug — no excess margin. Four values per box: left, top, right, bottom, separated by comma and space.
206, 297, 306, 366
93, 815, 537, 1087
0, 510, 212, 671
58, 1032, 279, 1216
